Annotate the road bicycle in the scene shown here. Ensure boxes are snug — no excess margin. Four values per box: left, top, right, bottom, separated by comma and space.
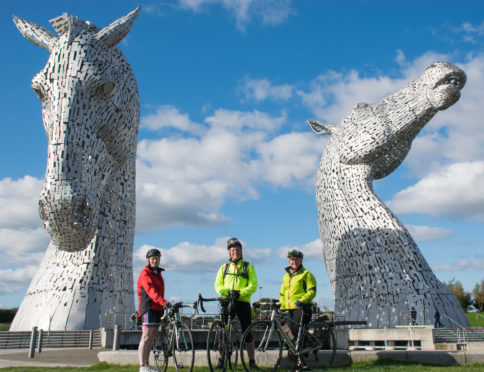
198, 291, 241, 372
152, 301, 197, 372
240, 299, 336, 371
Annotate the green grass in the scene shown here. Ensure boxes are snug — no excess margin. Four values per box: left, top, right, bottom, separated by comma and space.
0, 323, 10, 331
1, 361, 484, 371
466, 312, 484, 327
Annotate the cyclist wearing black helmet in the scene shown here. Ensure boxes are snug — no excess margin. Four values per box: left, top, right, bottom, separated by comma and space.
280, 250, 317, 371
214, 237, 259, 369
137, 248, 171, 372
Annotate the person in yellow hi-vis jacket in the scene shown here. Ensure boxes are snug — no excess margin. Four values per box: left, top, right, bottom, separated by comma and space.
280, 249, 317, 371
215, 237, 259, 370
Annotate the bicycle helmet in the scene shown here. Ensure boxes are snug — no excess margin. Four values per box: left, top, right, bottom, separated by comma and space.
227, 237, 242, 249
146, 248, 161, 258
287, 249, 303, 259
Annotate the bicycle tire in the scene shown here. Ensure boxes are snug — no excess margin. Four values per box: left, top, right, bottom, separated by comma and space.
171, 322, 195, 371
300, 320, 336, 369
207, 320, 225, 372
240, 320, 283, 372
152, 327, 170, 372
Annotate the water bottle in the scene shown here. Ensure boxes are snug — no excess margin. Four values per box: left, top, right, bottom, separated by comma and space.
281, 319, 293, 339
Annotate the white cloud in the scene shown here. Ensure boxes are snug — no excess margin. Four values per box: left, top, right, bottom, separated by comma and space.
277, 239, 323, 260
455, 21, 484, 43
0, 176, 49, 294
134, 237, 271, 274
0, 228, 49, 267
141, 105, 205, 135
0, 176, 43, 229
239, 78, 294, 102
136, 108, 326, 232
0, 266, 38, 294
177, 0, 292, 31
405, 224, 453, 242
433, 257, 484, 272
388, 161, 484, 221
255, 132, 327, 187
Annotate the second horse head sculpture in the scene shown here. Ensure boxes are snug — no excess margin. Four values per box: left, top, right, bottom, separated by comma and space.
309, 62, 469, 328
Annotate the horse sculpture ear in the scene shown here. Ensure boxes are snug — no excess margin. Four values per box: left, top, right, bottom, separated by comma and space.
94, 7, 141, 48
307, 120, 336, 135
13, 16, 58, 52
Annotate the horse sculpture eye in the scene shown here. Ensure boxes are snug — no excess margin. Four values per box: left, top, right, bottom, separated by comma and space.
94, 82, 115, 99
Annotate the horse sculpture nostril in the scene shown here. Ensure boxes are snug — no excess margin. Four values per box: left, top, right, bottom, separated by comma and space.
38, 199, 48, 221
72, 199, 91, 228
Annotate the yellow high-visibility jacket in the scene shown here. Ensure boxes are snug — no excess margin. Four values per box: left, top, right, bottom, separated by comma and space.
215, 259, 257, 303
280, 266, 317, 310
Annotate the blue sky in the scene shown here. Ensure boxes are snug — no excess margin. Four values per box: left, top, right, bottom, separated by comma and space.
1, 0, 483, 312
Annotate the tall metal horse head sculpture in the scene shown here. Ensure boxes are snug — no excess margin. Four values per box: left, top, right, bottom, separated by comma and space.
10, 8, 140, 330
308, 62, 470, 328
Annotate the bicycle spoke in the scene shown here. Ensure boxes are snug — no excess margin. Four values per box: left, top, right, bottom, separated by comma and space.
153, 328, 170, 372
227, 326, 239, 370
240, 320, 283, 372
207, 320, 225, 372
172, 323, 195, 371
301, 321, 336, 369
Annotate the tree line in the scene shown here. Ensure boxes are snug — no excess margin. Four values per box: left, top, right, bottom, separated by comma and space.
444, 279, 484, 312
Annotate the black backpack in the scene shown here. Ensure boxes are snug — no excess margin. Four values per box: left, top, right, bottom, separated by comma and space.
223, 260, 250, 280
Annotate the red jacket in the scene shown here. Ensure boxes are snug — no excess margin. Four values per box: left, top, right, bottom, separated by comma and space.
137, 265, 168, 314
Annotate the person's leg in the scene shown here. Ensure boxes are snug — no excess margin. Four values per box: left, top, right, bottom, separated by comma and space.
236, 301, 257, 363
138, 310, 162, 369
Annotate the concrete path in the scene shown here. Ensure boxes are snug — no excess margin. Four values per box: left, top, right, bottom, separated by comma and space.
0, 348, 101, 368
1, 348, 484, 368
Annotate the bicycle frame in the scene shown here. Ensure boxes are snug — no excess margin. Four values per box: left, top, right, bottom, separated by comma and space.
199, 292, 241, 371
257, 302, 323, 357
161, 303, 197, 349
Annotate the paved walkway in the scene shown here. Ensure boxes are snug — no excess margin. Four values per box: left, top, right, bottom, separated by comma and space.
0, 348, 102, 368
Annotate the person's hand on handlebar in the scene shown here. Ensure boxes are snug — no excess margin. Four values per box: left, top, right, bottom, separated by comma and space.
229, 290, 240, 300
165, 301, 172, 308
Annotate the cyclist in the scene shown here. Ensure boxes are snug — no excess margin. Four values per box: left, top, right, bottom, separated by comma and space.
137, 248, 172, 372
214, 237, 259, 370
280, 249, 317, 371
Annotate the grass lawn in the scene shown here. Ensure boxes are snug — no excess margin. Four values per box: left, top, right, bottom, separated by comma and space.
0, 324, 10, 331
1, 361, 484, 371
466, 312, 484, 327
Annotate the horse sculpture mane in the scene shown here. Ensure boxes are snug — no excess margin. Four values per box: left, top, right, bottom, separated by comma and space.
309, 62, 470, 328
10, 9, 140, 330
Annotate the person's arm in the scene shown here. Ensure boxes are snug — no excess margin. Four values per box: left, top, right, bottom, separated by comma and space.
141, 271, 168, 307
295, 271, 317, 307
214, 264, 229, 297
239, 263, 257, 298
279, 274, 288, 310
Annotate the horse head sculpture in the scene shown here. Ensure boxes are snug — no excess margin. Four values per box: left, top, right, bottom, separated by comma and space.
10, 9, 140, 330
308, 62, 469, 328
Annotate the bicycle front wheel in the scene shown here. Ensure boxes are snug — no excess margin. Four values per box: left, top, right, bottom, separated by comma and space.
227, 326, 239, 370
171, 323, 195, 371
301, 320, 336, 369
153, 328, 170, 372
207, 320, 225, 371
240, 320, 283, 372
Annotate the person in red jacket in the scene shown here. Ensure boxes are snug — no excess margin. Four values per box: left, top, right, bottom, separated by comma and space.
137, 248, 171, 372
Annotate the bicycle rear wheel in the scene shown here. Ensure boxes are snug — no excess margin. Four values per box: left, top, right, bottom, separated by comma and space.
153, 327, 170, 372
240, 320, 283, 372
171, 323, 195, 371
207, 320, 225, 371
301, 320, 336, 368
